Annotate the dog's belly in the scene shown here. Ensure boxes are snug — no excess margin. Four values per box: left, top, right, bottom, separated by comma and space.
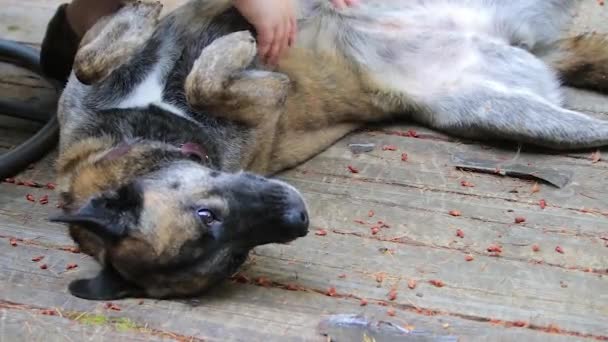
296, 1, 501, 102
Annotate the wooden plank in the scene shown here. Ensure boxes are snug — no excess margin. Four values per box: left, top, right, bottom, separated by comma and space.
0, 308, 173, 342
296, 130, 608, 211
0, 242, 589, 341
1, 179, 607, 338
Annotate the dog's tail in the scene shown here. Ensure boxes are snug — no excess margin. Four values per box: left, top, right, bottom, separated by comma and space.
541, 33, 608, 94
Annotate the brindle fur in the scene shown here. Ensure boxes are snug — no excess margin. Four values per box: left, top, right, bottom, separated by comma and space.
54, 0, 608, 299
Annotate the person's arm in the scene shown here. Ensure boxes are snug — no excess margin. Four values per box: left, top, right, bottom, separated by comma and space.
66, 0, 123, 37
233, 0, 296, 66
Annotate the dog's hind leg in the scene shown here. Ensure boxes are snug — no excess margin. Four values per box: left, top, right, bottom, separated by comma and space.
421, 87, 608, 150
73, 0, 163, 85
412, 41, 608, 149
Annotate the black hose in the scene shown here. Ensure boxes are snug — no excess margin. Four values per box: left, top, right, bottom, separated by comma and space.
0, 39, 60, 180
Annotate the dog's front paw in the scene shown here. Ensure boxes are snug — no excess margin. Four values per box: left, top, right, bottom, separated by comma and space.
186, 31, 258, 106
73, 0, 163, 85
199, 31, 258, 75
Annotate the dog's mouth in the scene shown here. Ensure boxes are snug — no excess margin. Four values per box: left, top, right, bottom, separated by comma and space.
180, 142, 209, 162
100, 141, 209, 163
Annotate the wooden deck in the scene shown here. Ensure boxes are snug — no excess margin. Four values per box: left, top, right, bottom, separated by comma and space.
1, 1, 607, 341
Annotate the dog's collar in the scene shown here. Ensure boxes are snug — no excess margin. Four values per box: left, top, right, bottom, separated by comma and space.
101, 141, 209, 164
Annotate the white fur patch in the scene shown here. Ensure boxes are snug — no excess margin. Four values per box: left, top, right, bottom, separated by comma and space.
117, 63, 193, 121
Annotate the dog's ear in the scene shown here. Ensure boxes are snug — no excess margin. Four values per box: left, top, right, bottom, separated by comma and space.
50, 183, 143, 241
69, 267, 144, 300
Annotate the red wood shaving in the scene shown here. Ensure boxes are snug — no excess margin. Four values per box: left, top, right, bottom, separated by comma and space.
487, 244, 503, 253
4, 178, 15, 183
347, 165, 359, 174
407, 130, 418, 138
401, 153, 408, 162
338, 274, 346, 279
591, 150, 601, 163
315, 229, 328, 236
371, 227, 380, 235
326, 287, 337, 297
31, 256, 44, 262
382, 145, 397, 151
555, 246, 564, 254
138, 300, 145, 305
66, 263, 78, 270
16, 180, 25, 185
460, 180, 475, 187
39, 264, 48, 270
39, 195, 49, 205
40, 309, 57, 316
232, 274, 249, 283
449, 210, 461, 217
598, 0, 605, 6
512, 321, 527, 328
539, 199, 547, 209
368, 210, 375, 218
286, 284, 299, 291
359, 298, 368, 306
46, 183, 56, 190
456, 229, 464, 238
514, 216, 526, 224
465, 255, 474, 262
429, 279, 445, 287
26, 194, 35, 202
10, 238, 18, 247
257, 277, 271, 287
69, 247, 81, 254
531, 183, 540, 193
387, 308, 396, 316
407, 279, 416, 289
354, 219, 366, 225
105, 302, 121, 311
388, 289, 398, 301
532, 244, 540, 252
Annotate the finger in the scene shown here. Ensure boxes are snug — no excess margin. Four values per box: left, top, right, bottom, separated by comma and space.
257, 25, 274, 61
279, 18, 292, 59
344, 0, 358, 6
268, 25, 284, 66
288, 16, 297, 47
332, 0, 346, 9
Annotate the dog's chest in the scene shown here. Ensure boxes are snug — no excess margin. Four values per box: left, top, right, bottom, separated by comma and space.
115, 62, 190, 120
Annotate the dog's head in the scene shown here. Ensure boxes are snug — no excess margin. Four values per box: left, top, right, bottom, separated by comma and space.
52, 155, 309, 300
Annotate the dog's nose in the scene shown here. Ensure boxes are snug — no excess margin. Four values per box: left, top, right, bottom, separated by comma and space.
283, 208, 309, 236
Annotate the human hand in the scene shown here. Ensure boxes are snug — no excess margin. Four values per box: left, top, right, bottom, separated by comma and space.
233, 0, 296, 66
330, 0, 358, 9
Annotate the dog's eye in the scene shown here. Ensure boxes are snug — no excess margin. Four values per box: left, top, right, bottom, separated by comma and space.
196, 208, 216, 225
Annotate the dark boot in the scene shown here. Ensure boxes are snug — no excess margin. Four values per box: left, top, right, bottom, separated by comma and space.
39, 4, 81, 86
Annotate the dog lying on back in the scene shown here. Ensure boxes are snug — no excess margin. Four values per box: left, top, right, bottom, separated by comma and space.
52, 0, 608, 300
